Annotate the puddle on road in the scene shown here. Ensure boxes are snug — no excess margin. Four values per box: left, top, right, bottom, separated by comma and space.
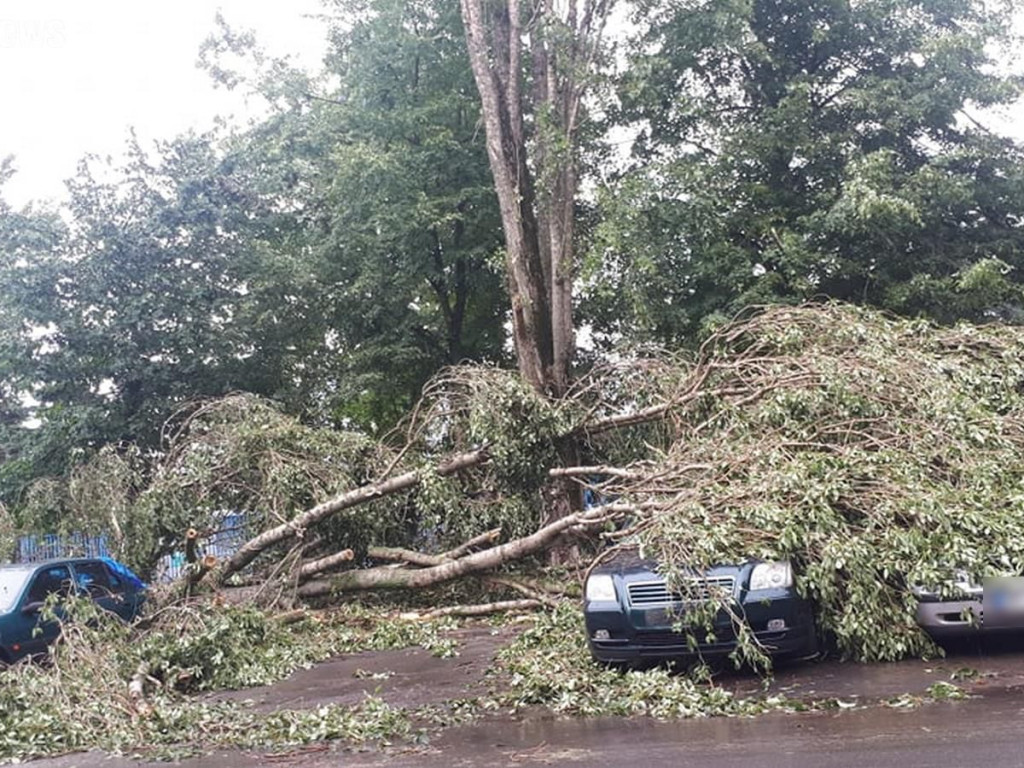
426, 685, 1024, 765
726, 639, 1024, 702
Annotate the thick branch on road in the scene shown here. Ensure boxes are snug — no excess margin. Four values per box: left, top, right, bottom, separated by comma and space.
296, 503, 634, 598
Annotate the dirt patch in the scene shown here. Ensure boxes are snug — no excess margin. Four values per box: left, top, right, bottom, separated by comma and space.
213, 623, 512, 713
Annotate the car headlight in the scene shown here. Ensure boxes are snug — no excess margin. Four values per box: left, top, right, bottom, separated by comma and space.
749, 562, 793, 591
585, 573, 617, 602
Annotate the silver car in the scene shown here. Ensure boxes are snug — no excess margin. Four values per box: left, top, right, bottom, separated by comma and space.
914, 574, 1024, 636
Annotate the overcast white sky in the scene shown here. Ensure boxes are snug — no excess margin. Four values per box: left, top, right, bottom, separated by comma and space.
0, 0, 325, 207
2, 1, 1023, 210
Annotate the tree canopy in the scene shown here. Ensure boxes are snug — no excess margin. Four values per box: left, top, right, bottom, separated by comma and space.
585, 0, 1024, 343
2, 0, 1024, 530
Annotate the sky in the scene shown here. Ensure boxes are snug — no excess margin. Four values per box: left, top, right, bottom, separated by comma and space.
0, 0, 326, 208
2, 1, 1024, 210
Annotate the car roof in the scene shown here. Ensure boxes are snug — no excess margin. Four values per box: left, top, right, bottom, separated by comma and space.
0, 557, 105, 572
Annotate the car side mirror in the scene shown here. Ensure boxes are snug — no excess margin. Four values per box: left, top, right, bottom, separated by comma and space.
21, 601, 45, 615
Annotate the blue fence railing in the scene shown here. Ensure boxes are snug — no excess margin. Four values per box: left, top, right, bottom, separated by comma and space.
16, 513, 250, 583
18, 532, 111, 562
153, 514, 249, 582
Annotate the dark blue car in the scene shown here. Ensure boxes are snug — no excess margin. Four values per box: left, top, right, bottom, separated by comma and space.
583, 550, 817, 664
0, 557, 146, 664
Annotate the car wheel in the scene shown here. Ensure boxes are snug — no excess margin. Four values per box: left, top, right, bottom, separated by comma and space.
776, 631, 820, 664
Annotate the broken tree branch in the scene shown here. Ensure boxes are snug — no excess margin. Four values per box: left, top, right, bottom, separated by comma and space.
185, 528, 199, 564
368, 528, 503, 568
183, 554, 218, 597
418, 599, 544, 619
367, 546, 441, 567
127, 661, 153, 717
296, 502, 635, 598
217, 449, 488, 583
482, 575, 561, 606
297, 549, 355, 581
442, 527, 501, 559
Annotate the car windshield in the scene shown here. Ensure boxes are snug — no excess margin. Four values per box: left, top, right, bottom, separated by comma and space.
0, 569, 30, 613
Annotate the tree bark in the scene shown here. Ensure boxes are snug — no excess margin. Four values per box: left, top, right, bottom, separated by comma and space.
216, 449, 488, 584
460, 0, 554, 393
296, 503, 625, 598
418, 599, 543, 618
297, 549, 354, 581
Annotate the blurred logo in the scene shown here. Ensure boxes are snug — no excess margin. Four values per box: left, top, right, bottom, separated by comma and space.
0, 19, 67, 49
983, 577, 1024, 628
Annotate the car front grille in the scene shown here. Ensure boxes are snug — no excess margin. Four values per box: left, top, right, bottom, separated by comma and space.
626, 576, 736, 607
632, 628, 739, 647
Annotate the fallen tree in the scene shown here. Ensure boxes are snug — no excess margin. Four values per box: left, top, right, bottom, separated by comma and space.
217, 449, 490, 584
50, 303, 1024, 665
577, 304, 1024, 662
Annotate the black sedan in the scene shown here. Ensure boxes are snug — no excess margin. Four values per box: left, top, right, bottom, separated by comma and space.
583, 550, 817, 664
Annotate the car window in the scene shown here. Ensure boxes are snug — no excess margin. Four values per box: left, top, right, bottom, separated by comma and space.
101, 558, 145, 592
103, 564, 125, 593
26, 565, 73, 604
73, 561, 114, 597
0, 570, 31, 612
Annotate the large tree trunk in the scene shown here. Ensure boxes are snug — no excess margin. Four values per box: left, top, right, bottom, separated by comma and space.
530, 14, 580, 399
459, 0, 609, 397
460, 0, 610, 557
460, 0, 554, 393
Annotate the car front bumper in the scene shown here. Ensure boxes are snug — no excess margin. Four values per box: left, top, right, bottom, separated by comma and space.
584, 591, 816, 663
915, 599, 981, 636
916, 596, 1024, 636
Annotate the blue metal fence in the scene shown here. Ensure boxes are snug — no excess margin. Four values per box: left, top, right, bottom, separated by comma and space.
152, 514, 248, 581
17, 532, 111, 562
16, 513, 250, 583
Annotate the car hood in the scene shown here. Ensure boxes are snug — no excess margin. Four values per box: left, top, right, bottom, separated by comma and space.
590, 547, 750, 582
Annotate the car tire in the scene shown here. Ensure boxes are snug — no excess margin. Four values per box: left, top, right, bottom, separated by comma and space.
776, 630, 820, 664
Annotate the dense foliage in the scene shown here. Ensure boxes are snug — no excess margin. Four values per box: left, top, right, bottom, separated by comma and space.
586, 0, 1024, 342
0, 0, 507, 513
5, 0, 1022, 515
8, 395, 402, 576
15, 369, 567, 578
587, 304, 1024, 662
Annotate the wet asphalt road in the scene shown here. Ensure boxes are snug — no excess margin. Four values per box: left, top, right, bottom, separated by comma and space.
28, 633, 1024, 768
36, 683, 1024, 768
380, 689, 1024, 768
